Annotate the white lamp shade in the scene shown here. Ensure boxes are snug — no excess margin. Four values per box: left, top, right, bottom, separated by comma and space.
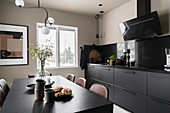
15, 0, 24, 7
48, 17, 55, 24
41, 26, 50, 35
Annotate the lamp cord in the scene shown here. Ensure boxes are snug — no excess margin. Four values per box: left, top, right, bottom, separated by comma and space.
20, 0, 49, 26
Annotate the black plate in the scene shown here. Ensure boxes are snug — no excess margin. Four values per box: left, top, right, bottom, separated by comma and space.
26, 84, 35, 90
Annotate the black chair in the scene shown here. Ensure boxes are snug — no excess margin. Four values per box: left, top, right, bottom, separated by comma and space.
0, 79, 10, 96
28, 74, 35, 78
28, 73, 52, 78
0, 87, 6, 110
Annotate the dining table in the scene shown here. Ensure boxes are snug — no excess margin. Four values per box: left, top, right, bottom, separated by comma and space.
1, 76, 113, 113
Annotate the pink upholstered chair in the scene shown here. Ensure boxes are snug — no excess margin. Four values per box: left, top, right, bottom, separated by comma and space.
0, 79, 10, 96
66, 74, 75, 82
0, 87, 6, 109
90, 84, 108, 99
76, 78, 86, 88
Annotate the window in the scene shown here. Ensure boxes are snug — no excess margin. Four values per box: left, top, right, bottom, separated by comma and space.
37, 23, 78, 69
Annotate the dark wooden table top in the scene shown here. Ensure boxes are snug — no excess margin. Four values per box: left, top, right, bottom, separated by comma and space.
1, 76, 113, 113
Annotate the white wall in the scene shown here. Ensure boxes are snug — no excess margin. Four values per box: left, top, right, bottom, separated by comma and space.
0, 1, 98, 86
99, 0, 137, 45
151, 0, 170, 35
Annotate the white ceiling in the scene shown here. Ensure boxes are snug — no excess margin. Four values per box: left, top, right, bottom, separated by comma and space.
9, 0, 130, 16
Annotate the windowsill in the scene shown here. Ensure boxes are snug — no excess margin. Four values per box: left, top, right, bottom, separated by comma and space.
38, 66, 79, 70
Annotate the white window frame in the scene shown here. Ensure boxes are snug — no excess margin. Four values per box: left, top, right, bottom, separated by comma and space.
36, 23, 78, 69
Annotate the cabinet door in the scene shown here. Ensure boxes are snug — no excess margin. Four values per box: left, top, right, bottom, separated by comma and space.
114, 86, 147, 113
148, 96, 170, 113
93, 79, 114, 102
86, 65, 99, 79
86, 78, 94, 89
98, 67, 114, 84
148, 72, 170, 101
114, 68, 147, 94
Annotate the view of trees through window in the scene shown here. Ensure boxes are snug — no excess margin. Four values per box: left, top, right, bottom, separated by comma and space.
59, 30, 76, 67
37, 23, 78, 68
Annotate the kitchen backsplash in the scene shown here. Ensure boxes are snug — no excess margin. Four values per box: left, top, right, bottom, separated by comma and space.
83, 35, 170, 68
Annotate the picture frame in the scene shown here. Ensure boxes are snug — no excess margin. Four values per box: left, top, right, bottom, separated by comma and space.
0, 23, 29, 66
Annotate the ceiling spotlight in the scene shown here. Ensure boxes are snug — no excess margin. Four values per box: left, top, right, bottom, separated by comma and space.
100, 11, 104, 14
99, 4, 103, 6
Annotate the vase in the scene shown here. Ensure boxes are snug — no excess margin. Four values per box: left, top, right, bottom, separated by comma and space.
110, 61, 115, 66
35, 60, 49, 80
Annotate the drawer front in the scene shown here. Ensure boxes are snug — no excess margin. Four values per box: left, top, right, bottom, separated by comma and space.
93, 79, 114, 102
86, 78, 94, 89
87, 65, 99, 79
98, 67, 114, 84
115, 87, 147, 113
148, 72, 170, 101
148, 96, 170, 113
114, 68, 147, 94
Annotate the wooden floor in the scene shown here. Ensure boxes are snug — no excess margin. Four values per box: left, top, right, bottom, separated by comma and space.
113, 105, 131, 113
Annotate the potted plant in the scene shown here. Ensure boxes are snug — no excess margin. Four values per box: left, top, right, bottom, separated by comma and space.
28, 39, 54, 80
109, 55, 116, 66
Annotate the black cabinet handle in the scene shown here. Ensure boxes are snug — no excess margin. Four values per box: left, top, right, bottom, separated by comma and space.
151, 97, 170, 106
123, 89, 136, 95
103, 68, 111, 71
123, 71, 136, 74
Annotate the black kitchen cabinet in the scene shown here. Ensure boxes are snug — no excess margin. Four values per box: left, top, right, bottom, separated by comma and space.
114, 68, 147, 94
114, 86, 147, 113
98, 67, 114, 84
148, 72, 170, 101
86, 65, 99, 80
148, 96, 170, 113
85, 65, 99, 89
85, 64, 170, 113
86, 77, 94, 89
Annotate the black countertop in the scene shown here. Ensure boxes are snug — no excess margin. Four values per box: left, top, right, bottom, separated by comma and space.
87, 63, 170, 74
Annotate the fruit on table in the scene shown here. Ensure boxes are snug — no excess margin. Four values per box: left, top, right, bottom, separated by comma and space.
54, 87, 63, 93
61, 88, 72, 96
54, 87, 72, 98
55, 92, 64, 97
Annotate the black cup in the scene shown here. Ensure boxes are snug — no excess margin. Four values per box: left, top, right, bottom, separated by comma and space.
35, 89, 44, 100
35, 79, 46, 90
45, 89, 55, 103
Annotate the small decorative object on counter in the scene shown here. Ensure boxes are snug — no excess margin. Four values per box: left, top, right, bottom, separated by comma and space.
88, 49, 100, 63
28, 39, 54, 80
109, 55, 116, 66
131, 60, 136, 66
165, 48, 170, 67
126, 49, 131, 66
115, 59, 123, 65
121, 49, 127, 66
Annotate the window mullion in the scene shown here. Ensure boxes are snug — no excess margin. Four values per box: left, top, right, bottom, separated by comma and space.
56, 26, 59, 68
